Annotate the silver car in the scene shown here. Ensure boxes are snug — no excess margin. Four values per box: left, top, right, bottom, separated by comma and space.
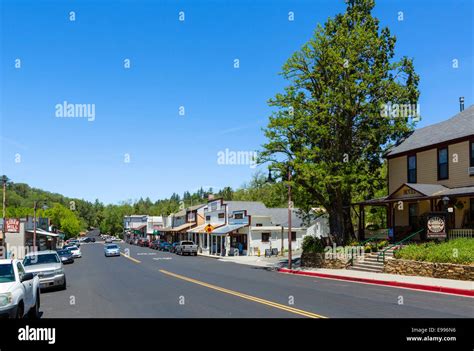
104, 244, 121, 257
23, 251, 66, 290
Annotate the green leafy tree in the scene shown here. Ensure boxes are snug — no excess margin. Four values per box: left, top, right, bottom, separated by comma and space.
260, 0, 419, 244
60, 213, 82, 238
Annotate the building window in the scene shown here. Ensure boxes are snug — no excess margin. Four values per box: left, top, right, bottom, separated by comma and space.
291, 231, 296, 241
255, 223, 262, 227
261, 233, 270, 242
205, 215, 211, 221
437, 147, 448, 180
470, 141, 474, 168
218, 213, 225, 219
407, 155, 417, 183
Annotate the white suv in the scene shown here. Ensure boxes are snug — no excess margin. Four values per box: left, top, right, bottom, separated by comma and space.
0, 259, 41, 318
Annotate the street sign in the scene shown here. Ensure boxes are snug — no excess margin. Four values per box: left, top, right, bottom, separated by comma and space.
204, 224, 214, 234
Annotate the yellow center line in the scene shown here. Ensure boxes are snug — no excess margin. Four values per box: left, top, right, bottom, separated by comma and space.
159, 269, 328, 319
120, 252, 141, 263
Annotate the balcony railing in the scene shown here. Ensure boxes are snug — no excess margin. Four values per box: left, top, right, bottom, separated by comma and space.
448, 229, 474, 239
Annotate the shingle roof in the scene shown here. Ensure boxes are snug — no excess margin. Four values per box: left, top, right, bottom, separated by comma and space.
187, 204, 206, 211
387, 105, 474, 157
404, 183, 448, 197
173, 209, 186, 217
441, 186, 474, 196
224, 201, 268, 215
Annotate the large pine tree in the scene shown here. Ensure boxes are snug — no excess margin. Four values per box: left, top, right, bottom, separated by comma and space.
261, 0, 420, 244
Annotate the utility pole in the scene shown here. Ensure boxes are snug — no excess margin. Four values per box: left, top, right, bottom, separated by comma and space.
2, 176, 6, 251
287, 169, 293, 270
33, 201, 38, 252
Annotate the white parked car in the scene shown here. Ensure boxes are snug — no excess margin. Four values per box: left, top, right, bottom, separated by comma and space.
23, 251, 67, 290
175, 241, 198, 256
0, 259, 41, 318
64, 245, 82, 258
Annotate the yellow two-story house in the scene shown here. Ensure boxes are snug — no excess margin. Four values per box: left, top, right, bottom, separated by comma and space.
358, 104, 474, 241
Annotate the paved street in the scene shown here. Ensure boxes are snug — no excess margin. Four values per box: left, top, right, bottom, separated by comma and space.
38, 242, 474, 318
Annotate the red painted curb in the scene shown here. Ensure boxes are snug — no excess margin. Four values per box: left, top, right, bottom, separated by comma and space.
278, 268, 474, 297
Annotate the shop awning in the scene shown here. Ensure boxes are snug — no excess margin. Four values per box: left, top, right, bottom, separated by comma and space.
187, 223, 207, 233
160, 222, 195, 233
186, 223, 225, 233
211, 224, 248, 235
26, 229, 60, 237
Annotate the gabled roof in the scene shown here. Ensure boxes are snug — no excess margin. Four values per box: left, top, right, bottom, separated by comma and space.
187, 204, 206, 211
387, 105, 474, 157
402, 183, 448, 197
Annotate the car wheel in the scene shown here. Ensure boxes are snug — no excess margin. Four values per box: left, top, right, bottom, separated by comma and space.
16, 302, 24, 319
28, 293, 40, 319
60, 278, 67, 291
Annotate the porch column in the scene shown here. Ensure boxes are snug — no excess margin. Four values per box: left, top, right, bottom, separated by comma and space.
358, 205, 365, 241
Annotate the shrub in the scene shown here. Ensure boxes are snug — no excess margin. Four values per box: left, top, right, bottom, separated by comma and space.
347, 239, 359, 246
302, 236, 325, 253
395, 238, 474, 265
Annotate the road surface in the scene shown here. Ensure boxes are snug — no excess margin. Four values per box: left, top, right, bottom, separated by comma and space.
39, 242, 474, 318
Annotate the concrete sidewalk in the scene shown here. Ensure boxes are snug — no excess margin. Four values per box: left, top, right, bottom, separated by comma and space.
278, 267, 474, 297
198, 252, 473, 296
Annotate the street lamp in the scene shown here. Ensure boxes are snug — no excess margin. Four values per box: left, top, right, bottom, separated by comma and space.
442, 196, 450, 209
442, 196, 450, 239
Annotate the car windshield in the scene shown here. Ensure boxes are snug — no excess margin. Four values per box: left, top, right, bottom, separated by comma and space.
57, 250, 69, 255
106, 245, 118, 249
182, 241, 193, 245
66, 246, 78, 250
23, 253, 60, 266
0, 264, 15, 283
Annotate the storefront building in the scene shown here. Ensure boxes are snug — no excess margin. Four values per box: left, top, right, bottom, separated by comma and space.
158, 204, 205, 243
357, 104, 474, 241
2, 217, 59, 259
189, 199, 309, 256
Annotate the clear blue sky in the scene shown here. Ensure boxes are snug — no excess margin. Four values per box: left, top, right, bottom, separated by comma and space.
1, 0, 472, 204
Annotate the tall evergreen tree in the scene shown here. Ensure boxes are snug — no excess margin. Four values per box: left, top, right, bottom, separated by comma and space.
261, 0, 419, 243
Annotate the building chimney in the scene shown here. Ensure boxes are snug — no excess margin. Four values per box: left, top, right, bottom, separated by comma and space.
459, 97, 464, 112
